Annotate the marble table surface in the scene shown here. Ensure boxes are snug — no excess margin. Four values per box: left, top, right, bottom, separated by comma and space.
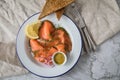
1, 32, 120, 80
1, 0, 120, 80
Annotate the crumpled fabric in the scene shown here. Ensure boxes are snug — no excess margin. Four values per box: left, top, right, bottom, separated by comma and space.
77, 0, 120, 45
0, 0, 46, 77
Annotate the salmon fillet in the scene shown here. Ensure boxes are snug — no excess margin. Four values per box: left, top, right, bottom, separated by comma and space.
39, 20, 55, 41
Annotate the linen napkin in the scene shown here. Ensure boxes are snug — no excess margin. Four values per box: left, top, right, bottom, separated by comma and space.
76, 0, 120, 46
0, 0, 120, 78
65, 0, 120, 52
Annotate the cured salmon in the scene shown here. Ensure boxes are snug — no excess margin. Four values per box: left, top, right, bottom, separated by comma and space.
52, 28, 72, 52
39, 20, 55, 41
30, 39, 43, 52
52, 28, 67, 43
29, 20, 72, 66
55, 43, 66, 53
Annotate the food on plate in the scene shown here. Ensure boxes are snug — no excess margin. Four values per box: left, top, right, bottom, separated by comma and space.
38, 0, 75, 19
25, 20, 41, 39
25, 20, 72, 66
54, 53, 65, 64
30, 39, 43, 52
39, 20, 55, 41
52, 28, 72, 52
52, 52, 67, 65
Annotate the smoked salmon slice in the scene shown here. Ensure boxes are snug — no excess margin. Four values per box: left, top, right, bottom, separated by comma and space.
30, 39, 43, 52
39, 20, 55, 41
55, 43, 66, 53
46, 39, 60, 48
64, 34, 72, 52
46, 47, 58, 57
34, 47, 57, 65
52, 28, 66, 43
34, 49, 47, 63
52, 28, 72, 52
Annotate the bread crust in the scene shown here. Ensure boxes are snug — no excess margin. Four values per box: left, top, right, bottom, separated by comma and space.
38, 0, 75, 19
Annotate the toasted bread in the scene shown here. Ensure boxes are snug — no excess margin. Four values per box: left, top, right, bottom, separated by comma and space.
55, 8, 65, 20
38, 0, 75, 19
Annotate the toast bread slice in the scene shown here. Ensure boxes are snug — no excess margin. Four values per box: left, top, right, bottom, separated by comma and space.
55, 8, 65, 20
38, 0, 75, 19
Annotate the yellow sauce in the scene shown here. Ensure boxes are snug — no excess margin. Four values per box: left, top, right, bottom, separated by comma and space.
54, 53, 65, 65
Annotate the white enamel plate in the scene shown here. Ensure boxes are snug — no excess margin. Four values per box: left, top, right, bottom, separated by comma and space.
16, 12, 82, 78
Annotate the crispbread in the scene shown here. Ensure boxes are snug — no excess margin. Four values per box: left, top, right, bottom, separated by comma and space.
55, 8, 65, 20
38, 0, 75, 19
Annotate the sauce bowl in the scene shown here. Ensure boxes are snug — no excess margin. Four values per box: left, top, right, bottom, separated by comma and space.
52, 51, 67, 66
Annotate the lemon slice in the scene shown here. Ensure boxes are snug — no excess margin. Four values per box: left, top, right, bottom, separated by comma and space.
25, 20, 41, 39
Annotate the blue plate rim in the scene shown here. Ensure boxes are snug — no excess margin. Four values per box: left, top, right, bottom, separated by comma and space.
16, 12, 83, 78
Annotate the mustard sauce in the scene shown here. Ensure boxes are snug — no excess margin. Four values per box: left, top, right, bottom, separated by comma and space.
54, 53, 65, 65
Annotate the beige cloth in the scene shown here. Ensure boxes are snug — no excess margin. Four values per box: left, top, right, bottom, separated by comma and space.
77, 0, 120, 45
0, 0, 46, 77
0, 0, 120, 78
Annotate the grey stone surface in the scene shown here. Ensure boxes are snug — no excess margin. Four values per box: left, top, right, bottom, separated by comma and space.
1, 32, 120, 80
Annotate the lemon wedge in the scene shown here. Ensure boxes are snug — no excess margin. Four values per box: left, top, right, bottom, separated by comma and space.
25, 20, 41, 39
